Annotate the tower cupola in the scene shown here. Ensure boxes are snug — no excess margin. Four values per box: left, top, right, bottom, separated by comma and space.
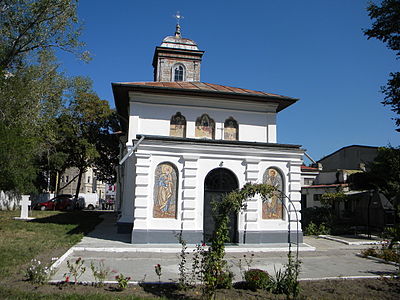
152, 16, 204, 82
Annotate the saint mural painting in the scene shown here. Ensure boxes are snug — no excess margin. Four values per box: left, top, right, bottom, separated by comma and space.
224, 117, 238, 141
195, 114, 215, 139
170, 112, 186, 137
153, 163, 177, 218
263, 168, 283, 219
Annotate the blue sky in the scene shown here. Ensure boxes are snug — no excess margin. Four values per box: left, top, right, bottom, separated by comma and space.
58, 0, 399, 162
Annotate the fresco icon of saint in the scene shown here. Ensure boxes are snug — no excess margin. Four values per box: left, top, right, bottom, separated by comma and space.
153, 163, 177, 218
262, 168, 283, 219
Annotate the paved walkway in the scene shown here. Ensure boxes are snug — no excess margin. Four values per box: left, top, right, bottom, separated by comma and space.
51, 212, 399, 283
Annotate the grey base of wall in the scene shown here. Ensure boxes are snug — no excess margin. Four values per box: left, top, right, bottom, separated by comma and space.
131, 229, 203, 244
129, 229, 303, 244
238, 230, 303, 244
117, 222, 133, 234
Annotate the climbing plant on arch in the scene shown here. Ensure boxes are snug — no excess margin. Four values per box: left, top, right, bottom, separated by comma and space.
203, 183, 276, 295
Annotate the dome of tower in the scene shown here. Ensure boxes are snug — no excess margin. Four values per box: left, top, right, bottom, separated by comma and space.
160, 25, 199, 51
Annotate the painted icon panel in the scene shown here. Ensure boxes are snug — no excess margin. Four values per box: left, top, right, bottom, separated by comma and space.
262, 168, 284, 219
195, 114, 215, 139
170, 112, 186, 137
224, 117, 238, 141
153, 163, 178, 218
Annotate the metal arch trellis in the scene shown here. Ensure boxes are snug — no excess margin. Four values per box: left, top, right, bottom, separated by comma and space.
277, 190, 300, 261
211, 183, 301, 261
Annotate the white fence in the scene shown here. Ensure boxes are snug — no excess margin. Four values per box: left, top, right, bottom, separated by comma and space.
0, 190, 22, 210
0, 191, 36, 210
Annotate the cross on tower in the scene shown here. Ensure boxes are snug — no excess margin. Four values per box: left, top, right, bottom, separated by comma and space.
173, 11, 184, 24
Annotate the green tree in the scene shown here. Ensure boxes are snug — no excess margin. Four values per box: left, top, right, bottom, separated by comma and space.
0, 50, 68, 193
350, 146, 400, 201
61, 77, 120, 198
0, 0, 85, 71
0, 0, 85, 194
93, 111, 121, 184
364, 0, 400, 131
368, 146, 400, 200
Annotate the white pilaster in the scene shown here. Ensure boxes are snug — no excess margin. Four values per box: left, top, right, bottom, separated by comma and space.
181, 156, 199, 230
243, 159, 260, 230
132, 153, 151, 229
288, 160, 302, 225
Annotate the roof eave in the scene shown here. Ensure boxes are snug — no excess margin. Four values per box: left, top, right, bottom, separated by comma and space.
112, 82, 299, 112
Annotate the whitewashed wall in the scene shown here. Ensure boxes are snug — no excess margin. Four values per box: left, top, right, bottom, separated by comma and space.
127, 141, 303, 240
126, 92, 278, 145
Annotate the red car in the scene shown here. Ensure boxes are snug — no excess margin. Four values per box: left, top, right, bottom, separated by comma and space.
35, 195, 73, 211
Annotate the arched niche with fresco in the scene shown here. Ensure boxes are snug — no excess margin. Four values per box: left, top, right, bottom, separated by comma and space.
262, 167, 284, 219
153, 162, 178, 219
224, 117, 238, 141
170, 112, 186, 137
195, 113, 215, 139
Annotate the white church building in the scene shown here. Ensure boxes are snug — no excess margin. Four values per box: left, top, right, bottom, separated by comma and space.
113, 24, 304, 244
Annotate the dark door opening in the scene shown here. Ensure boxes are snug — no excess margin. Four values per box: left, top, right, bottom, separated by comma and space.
203, 168, 239, 243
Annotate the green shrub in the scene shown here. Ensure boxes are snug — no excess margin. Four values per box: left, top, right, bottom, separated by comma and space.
380, 248, 400, 263
216, 270, 234, 289
269, 253, 301, 298
115, 273, 130, 290
304, 221, 331, 235
362, 246, 400, 263
244, 268, 271, 290
25, 258, 55, 285
301, 207, 333, 230
361, 247, 378, 257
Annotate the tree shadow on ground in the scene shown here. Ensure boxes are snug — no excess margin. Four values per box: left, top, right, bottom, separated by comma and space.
367, 269, 399, 276
29, 211, 103, 235
139, 283, 192, 300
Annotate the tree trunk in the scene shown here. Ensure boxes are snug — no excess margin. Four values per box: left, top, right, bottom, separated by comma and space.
74, 168, 84, 199
55, 171, 60, 195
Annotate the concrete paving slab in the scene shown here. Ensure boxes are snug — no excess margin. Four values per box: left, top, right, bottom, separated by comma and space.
50, 213, 399, 284
319, 234, 384, 245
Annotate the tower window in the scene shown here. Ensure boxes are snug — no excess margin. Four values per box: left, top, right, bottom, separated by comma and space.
174, 65, 184, 81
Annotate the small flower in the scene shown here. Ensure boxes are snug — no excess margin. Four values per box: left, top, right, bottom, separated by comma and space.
202, 242, 206, 247
65, 276, 70, 283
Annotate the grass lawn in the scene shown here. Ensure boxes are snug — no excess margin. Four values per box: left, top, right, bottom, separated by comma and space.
0, 210, 399, 300
0, 210, 103, 279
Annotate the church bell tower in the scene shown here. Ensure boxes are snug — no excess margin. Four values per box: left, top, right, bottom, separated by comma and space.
152, 15, 204, 82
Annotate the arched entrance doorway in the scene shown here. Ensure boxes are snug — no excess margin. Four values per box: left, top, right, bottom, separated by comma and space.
203, 168, 239, 243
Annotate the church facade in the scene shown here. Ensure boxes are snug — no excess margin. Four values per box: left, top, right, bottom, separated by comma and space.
113, 25, 304, 244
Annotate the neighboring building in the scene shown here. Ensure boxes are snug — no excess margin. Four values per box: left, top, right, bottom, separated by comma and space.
317, 145, 378, 171
301, 145, 394, 230
301, 165, 320, 187
59, 167, 106, 199
300, 165, 321, 210
113, 24, 304, 244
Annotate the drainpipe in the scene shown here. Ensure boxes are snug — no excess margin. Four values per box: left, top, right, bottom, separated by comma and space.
368, 190, 373, 238
304, 152, 316, 164
119, 135, 145, 165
